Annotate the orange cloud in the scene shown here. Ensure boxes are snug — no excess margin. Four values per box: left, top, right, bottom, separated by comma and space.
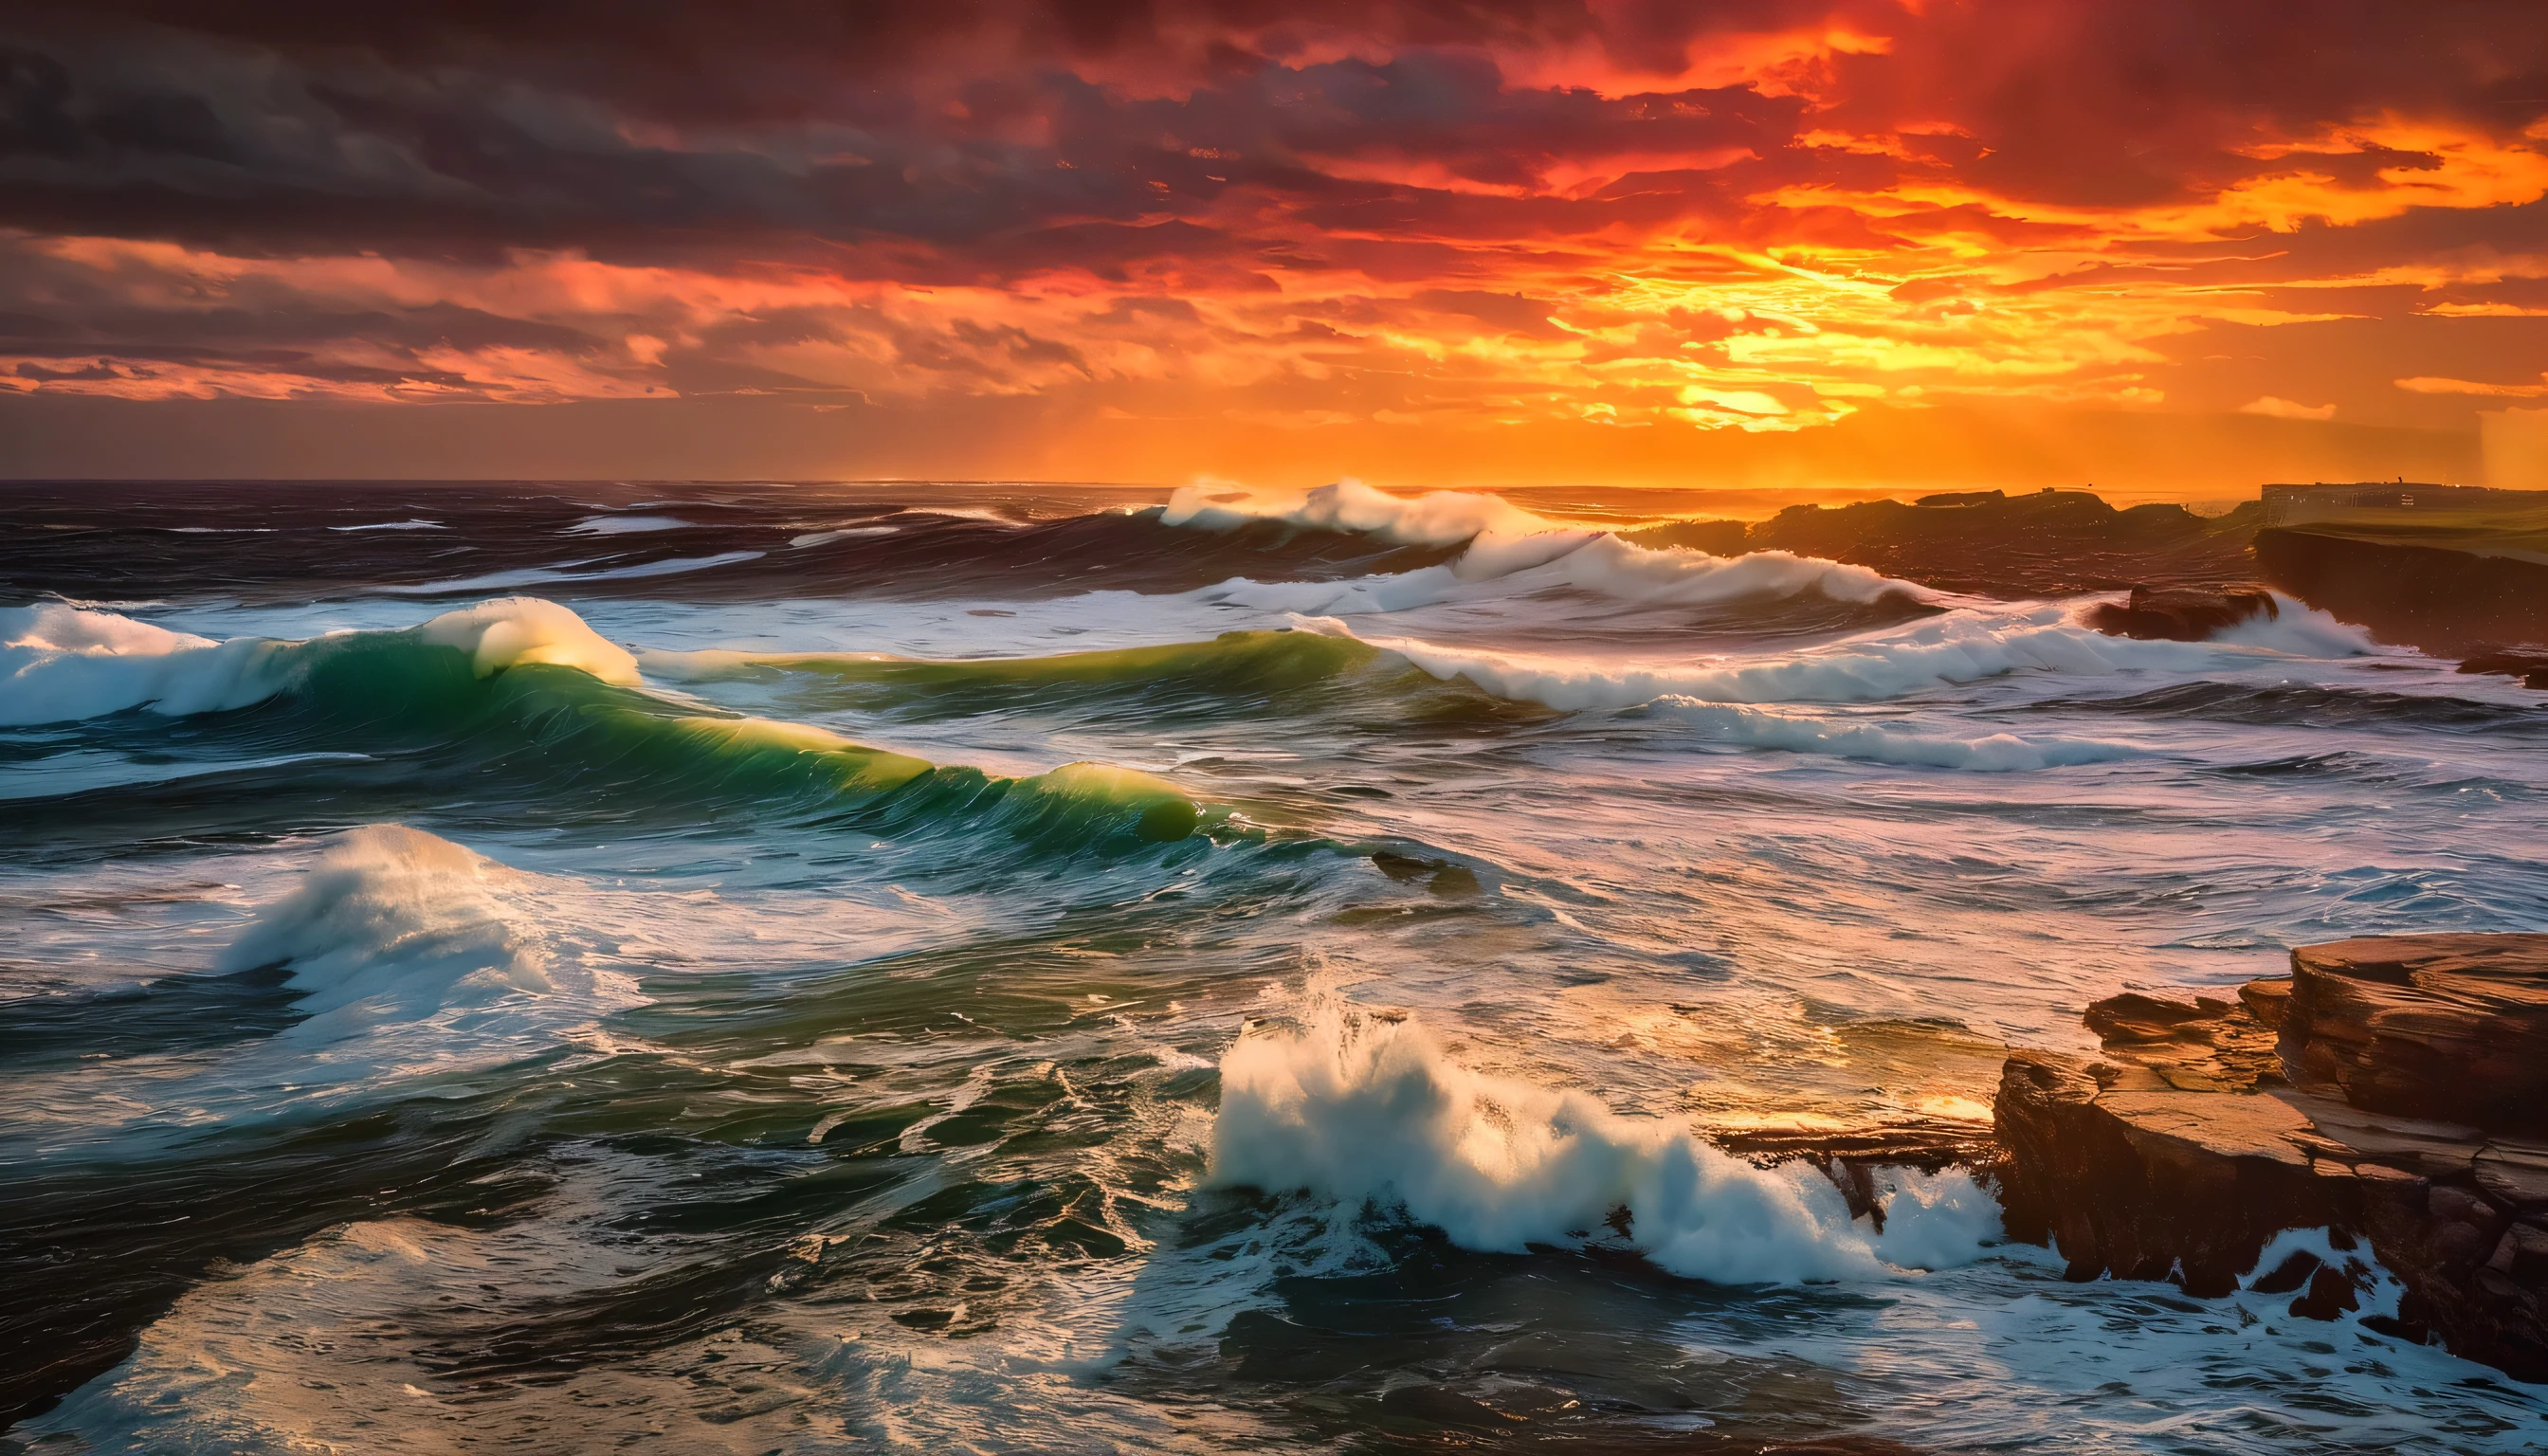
2, 0, 2542, 481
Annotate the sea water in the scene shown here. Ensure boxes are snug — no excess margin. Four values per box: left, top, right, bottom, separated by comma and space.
4, 480, 2545, 1452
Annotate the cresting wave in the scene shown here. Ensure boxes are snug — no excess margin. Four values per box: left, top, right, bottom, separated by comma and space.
637, 630, 2136, 771
641, 601, 2384, 771
1297, 595, 2381, 710
1647, 701, 2141, 772
3, 598, 1206, 847
221, 825, 558, 1039
643, 629, 1396, 720
1169, 481, 1931, 613
2, 596, 640, 726
1209, 991, 2000, 1282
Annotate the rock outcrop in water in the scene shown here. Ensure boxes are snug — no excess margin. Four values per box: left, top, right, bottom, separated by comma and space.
2083, 585, 2277, 642
1993, 935, 2548, 1380
2254, 528, 2548, 658
1737, 489, 2261, 597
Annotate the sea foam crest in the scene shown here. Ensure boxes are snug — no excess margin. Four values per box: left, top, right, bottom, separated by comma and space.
1209, 992, 1997, 1283
2, 602, 295, 726
415, 596, 641, 684
218, 825, 554, 1037
1171, 482, 1927, 610
0, 596, 637, 725
1648, 701, 2140, 771
1165, 479, 1567, 550
1301, 595, 2375, 711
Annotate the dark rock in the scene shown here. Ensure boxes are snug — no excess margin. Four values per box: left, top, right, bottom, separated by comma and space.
1743, 490, 2254, 598
2248, 1247, 2322, 1294
1993, 935, 2548, 1381
1915, 489, 2007, 507
2290, 1262, 2364, 1320
1993, 1049, 2338, 1297
2474, 1144, 2548, 1210
2256, 528, 2548, 657
2084, 586, 2277, 642
1621, 519, 1750, 556
2283, 936, 2548, 1131
2459, 648, 2548, 690
2362, 1311, 2434, 1345
1709, 1122, 1996, 1171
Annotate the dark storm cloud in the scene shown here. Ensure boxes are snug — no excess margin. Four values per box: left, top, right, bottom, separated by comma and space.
1, 0, 2541, 431
8, 2, 2543, 268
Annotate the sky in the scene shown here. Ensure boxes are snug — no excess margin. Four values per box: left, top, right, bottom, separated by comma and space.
5, 1, 2547, 495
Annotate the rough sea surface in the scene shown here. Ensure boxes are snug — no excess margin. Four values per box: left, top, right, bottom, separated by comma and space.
5, 480, 2546, 1454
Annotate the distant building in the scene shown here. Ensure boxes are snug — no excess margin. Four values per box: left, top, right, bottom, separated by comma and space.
2260, 482, 2545, 526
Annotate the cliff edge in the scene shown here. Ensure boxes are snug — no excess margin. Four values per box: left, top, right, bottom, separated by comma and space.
1993, 935, 2548, 1380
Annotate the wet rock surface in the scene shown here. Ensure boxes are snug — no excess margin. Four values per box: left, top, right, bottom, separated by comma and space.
2255, 528, 2548, 657
2083, 585, 2278, 642
1992, 934, 2548, 1380
2284, 936, 2548, 1130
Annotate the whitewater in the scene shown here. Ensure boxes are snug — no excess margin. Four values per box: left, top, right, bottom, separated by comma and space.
5, 479, 2546, 1453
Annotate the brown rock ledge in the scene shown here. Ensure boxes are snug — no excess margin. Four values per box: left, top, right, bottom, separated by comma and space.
2083, 585, 2278, 642
1992, 933, 2548, 1381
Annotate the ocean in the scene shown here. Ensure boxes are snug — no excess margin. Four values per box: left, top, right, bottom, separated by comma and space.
5, 479, 2546, 1453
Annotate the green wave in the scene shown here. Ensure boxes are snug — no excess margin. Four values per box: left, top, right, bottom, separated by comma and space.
647, 628, 1377, 714
640, 628, 1544, 736
184, 628, 1212, 851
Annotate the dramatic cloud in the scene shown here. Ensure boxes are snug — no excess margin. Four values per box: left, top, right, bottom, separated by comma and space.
4, 0, 2544, 479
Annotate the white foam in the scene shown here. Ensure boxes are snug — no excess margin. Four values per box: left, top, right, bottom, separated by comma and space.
1, 602, 297, 726
329, 519, 446, 532
217, 825, 553, 1037
378, 551, 764, 595
2209, 592, 2386, 655
1168, 482, 1930, 615
1301, 600, 2375, 711
1166, 480, 1554, 544
1650, 701, 2141, 771
1208, 992, 1997, 1283
790, 525, 902, 547
415, 596, 640, 684
1538, 532, 1918, 607
0, 597, 638, 725
566, 514, 694, 535
1202, 564, 1476, 615
1201, 543, 1921, 620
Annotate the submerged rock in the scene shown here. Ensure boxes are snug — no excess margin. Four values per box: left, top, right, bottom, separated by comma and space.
1992, 934, 2548, 1380
2083, 585, 2277, 642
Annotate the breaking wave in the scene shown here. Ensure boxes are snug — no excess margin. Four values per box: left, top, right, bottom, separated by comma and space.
1209, 992, 1999, 1283
3, 599, 1208, 850
2, 596, 635, 725
1645, 701, 2141, 771
643, 628, 1395, 720
220, 825, 556, 1039
1173, 482, 1931, 616
1296, 595, 2377, 711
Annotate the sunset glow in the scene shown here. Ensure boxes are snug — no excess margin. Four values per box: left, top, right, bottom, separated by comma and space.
6, 3, 2547, 489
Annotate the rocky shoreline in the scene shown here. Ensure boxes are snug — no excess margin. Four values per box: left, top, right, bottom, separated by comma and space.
1987, 934, 2548, 1381
2255, 528, 2548, 659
